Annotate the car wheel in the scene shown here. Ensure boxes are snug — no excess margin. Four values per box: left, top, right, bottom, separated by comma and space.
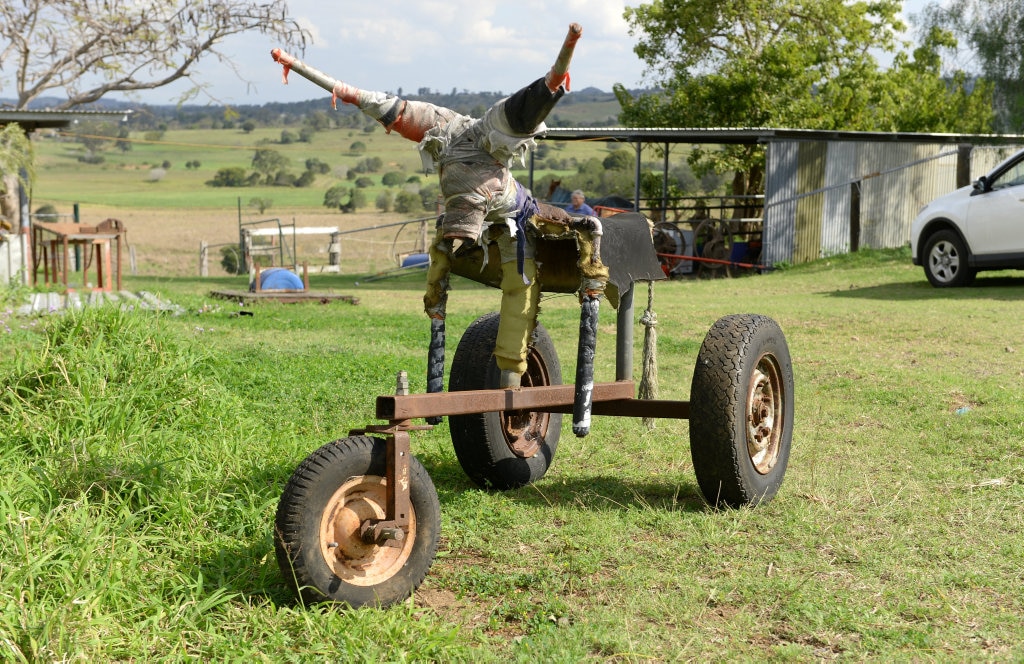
922, 230, 976, 287
689, 314, 793, 507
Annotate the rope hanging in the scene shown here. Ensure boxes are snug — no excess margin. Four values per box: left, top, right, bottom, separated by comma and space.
638, 280, 658, 429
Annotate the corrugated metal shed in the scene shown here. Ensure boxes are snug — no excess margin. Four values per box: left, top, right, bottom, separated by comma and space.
537, 127, 1024, 265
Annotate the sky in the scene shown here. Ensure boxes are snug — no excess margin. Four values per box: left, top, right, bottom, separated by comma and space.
121, 0, 933, 107
130, 1, 651, 106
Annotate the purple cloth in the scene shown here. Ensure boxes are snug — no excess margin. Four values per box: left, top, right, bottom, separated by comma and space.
513, 181, 540, 283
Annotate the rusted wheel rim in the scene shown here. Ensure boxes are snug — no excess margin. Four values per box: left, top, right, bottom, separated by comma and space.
746, 353, 784, 474
500, 346, 550, 458
695, 220, 727, 268
318, 475, 415, 586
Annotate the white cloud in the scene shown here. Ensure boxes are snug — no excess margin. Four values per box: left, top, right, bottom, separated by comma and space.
122, 0, 649, 104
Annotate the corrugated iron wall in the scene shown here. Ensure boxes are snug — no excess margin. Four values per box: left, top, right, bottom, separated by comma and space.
763, 141, 1024, 265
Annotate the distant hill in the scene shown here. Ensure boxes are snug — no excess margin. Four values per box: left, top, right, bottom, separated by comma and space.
10, 86, 651, 130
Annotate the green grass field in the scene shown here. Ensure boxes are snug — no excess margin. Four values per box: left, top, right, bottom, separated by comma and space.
29, 124, 627, 212
3, 249, 1023, 661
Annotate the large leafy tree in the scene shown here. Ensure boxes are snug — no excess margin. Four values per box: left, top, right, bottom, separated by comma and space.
919, 0, 1024, 131
0, 0, 308, 110
0, 124, 34, 232
615, 0, 993, 199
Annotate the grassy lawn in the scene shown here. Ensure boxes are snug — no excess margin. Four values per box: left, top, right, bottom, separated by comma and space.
29, 125, 625, 212
2, 249, 1023, 661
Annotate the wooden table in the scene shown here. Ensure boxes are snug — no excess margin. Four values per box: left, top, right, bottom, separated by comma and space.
32, 222, 123, 292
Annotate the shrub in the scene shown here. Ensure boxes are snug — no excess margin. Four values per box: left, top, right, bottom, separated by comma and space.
220, 245, 242, 274
375, 190, 394, 212
295, 170, 315, 187
208, 167, 249, 187
394, 190, 423, 214
382, 171, 405, 186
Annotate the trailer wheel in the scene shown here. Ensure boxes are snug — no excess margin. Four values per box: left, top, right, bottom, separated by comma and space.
449, 312, 562, 490
689, 314, 793, 507
274, 435, 440, 608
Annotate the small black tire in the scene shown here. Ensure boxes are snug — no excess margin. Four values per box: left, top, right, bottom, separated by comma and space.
653, 221, 686, 276
274, 435, 441, 608
922, 229, 976, 287
448, 312, 562, 490
689, 314, 794, 507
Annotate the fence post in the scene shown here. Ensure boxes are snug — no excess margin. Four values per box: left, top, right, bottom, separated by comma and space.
849, 181, 861, 253
956, 144, 973, 188
329, 232, 340, 266
200, 240, 208, 277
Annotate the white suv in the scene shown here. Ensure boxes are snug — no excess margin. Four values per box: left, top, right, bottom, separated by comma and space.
911, 148, 1024, 287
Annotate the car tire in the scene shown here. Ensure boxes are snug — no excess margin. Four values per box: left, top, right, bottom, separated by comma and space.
689, 314, 793, 507
448, 312, 562, 490
922, 230, 976, 287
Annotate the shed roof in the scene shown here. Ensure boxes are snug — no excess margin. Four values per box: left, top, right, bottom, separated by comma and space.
0, 109, 129, 131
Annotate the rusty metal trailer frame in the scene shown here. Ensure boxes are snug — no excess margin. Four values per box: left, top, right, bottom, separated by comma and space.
347, 380, 687, 548
343, 272, 683, 547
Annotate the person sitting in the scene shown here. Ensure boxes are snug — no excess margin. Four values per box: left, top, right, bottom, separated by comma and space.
566, 189, 597, 216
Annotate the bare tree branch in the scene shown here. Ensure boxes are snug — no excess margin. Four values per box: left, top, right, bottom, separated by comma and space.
0, 0, 309, 110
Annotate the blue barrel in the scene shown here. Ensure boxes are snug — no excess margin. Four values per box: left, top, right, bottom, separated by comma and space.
258, 267, 304, 291
401, 253, 430, 268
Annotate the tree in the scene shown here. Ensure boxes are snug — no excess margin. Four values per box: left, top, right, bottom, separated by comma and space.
323, 184, 348, 210
248, 197, 272, 214
382, 171, 405, 186
251, 149, 290, 184
602, 148, 634, 172
0, 0, 308, 110
615, 0, 992, 200
305, 158, 330, 174
375, 190, 394, 213
207, 167, 249, 187
393, 190, 422, 215
919, 0, 1024, 131
0, 124, 34, 232
72, 120, 121, 156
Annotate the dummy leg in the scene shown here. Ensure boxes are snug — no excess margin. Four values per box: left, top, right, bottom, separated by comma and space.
424, 231, 453, 423
573, 293, 600, 437
494, 258, 541, 388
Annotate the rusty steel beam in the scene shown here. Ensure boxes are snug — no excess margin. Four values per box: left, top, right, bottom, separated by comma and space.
375, 381, 689, 421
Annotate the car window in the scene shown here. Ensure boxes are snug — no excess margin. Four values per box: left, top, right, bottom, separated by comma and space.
991, 160, 1024, 190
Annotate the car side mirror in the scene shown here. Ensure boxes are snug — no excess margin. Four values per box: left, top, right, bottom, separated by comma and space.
973, 175, 988, 192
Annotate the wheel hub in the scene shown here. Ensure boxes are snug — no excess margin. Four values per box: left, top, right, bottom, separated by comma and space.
501, 346, 549, 458
746, 354, 784, 474
930, 241, 959, 281
319, 475, 415, 586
